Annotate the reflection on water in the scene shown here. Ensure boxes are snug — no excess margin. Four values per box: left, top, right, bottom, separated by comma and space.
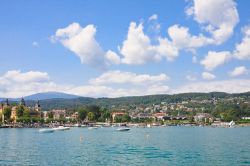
0, 127, 250, 165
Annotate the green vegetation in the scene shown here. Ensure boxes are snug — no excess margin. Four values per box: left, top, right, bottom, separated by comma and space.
17, 92, 249, 111
3, 107, 12, 121
77, 108, 87, 121
114, 113, 131, 123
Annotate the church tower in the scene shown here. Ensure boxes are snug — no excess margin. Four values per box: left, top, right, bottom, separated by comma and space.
20, 98, 26, 106
35, 100, 41, 112
4, 98, 9, 107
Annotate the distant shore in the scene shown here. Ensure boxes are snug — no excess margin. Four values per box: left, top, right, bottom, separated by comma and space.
1, 122, 250, 128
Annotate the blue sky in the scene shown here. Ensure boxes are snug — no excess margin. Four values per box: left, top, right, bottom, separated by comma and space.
0, 0, 250, 98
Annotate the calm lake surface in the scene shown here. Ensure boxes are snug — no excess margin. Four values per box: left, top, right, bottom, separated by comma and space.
0, 127, 250, 166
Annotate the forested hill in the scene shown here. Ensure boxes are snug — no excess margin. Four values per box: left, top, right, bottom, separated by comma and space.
13, 92, 249, 111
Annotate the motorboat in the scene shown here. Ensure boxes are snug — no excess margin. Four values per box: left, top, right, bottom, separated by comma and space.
39, 128, 55, 133
73, 123, 81, 127
88, 127, 98, 130
116, 128, 130, 131
52, 126, 70, 131
229, 120, 235, 127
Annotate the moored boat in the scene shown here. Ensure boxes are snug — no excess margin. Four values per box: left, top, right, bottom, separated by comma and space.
39, 128, 55, 133
88, 127, 98, 130
52, 126, 70, 131
116, 128, 130, 131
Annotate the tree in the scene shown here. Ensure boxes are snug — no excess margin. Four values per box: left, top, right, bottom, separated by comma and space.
87, 112, 95, 121
99, 108, 111, 122
86, 105, 101, 120
23, 108, 30, 117
3, 107, 12, 121
48, 112, 53, 119
121, 114, 131, 122
114, 116, 122, 123
78, 108, 87, 121
16, 105, 24, 117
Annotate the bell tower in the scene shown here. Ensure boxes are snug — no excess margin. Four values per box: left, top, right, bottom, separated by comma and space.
35, 100, 41, 112
20, 98, 26, 106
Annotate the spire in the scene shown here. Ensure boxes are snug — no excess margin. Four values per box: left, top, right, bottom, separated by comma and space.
5, 98, 9, 106
35, 100, 40, 108
20, 97, 26, 106
35, 99, 41, 112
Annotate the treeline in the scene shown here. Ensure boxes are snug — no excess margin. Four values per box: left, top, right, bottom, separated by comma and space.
3, 92, 250, 111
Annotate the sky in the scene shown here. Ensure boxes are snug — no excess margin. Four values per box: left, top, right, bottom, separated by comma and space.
0, 0, 250, 98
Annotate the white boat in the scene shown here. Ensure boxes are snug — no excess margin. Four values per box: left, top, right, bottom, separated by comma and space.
52, 126, 70, 131
88, 127, 98, 130
73, 123, 80, 127
39, 128, 55, 133
116, 128, 130, 131
229, 120, 235, 127
147, 124, 151, 128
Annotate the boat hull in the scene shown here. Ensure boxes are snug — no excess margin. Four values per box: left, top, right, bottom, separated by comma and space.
116, 128, 130, 131
39, 128, 55, 133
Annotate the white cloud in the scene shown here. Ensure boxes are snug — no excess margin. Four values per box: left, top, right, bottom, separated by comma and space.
157, 37, 179, 61
200, 51, 231, 71
234, 26, 250, 60
186, 0, 239, 44
120, 22, 178, 64
105, 50, 121, 65
148, 14, 158, 21
174, 79, 250, 94
0, 70, 68, 98
68, 83, 170, 98
229, 66, 248, 77
0, 69, 171, 98
2, 70, 50, 83
71, 70, 171, 97
168, 24, 213, 49
51, 22, 120, 69
89, 70, 169, 85
1, 69, 250, 98
202, 72, 216, 80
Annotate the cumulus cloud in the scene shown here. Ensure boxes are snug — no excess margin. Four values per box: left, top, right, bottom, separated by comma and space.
120, 22, 178, 64
105, 50, 121, 65
234, 26, 250, 60
0, 69, 171, 98
69, 70, 171, 97
174, 79, 250, 94
0, 70, 68, 98
200, 51, 231, 71
1, 69, 250, 98
186, 0, 239, 44
67, 83, 170, 98
51, 22, 120, 69
168, 24, 213, 49
229, 66, 248, 77
202, 72, 216, 80
89, 70, 169, 85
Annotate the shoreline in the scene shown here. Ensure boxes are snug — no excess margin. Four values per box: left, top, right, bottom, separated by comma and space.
1, 123, 250, 128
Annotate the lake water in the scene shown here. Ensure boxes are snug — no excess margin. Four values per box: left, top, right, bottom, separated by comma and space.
0, 127, 250, 166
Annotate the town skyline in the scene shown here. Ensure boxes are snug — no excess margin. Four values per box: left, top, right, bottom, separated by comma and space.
1, 0, 250, 98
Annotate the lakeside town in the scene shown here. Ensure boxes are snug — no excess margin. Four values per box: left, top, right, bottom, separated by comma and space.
1, 95, 250, 128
